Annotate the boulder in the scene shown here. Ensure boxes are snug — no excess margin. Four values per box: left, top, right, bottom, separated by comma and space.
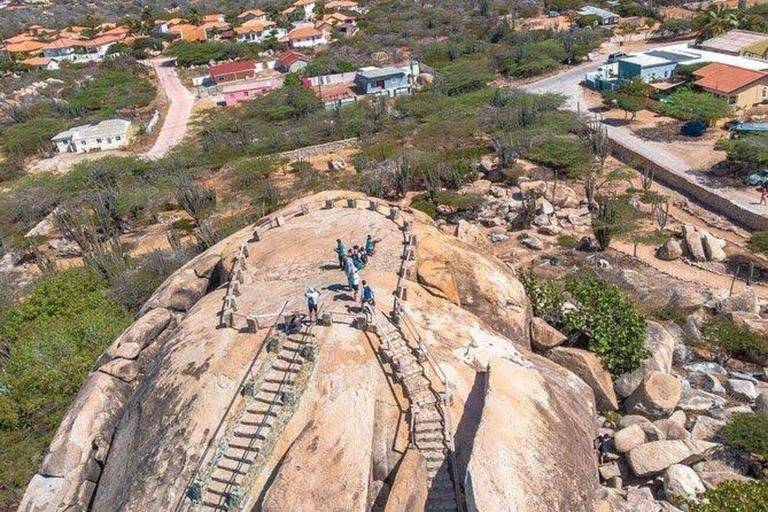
455, 219, 490, 251
625, 372, 682, 418
654, 411, 689, 441
547, 347, 619, 411
598, 462, 622, 481
537, 198, 555, 215
756, 391, 768, 414
613, 424, 646, 454
519, 180, 547, 197
690, 416, 726, 442
730, 312, 768, 337
139, 268, 211, 314
663, 464, 706, 504
687, 372, 725, 394
537, 225, 562, 236
489, 231, 509, 243
726, 379, 759, 402
656, 239, 683, 261
101, 308, 173, 363
530, 317, 566, 352
545, 182, 579, 208
678, 387, 727, 412
417, 260, 460, 306
18, 475, 64, 512
683, 229, 706, 262
702, 234, 726, 262
615, 322, 676, 398
718, 288, 759, 315
464, 179, 492, 196
383, 449, 428, 512
98, 359, 140, 383
627, 440, 718, 477
521, 234, 544, 251
684, 362, 726, 376
617, 417, 666, 441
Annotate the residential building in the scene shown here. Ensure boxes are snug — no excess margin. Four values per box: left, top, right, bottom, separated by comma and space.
325, 0, 362, 13
169, 24, 208, 42
700, 30, 768, 57
617, 54, 677, 82
354, 66, 412, 97
203, 13, 225, 24
51, 119, 133, 154
20, 56, 58, 70
235, 20, 285, 43
238, 9, 268, 23
222, 71, 284, 105
3, 40, 45, 57
210, 60, 257, 84
314, 83, 358, 109
40, 35, 121, 63
316, 12, 357, 36
276, 50, 310, 72
286, 26, 326, 48
292, 0, 317, 20
693, 62, 768, 111
577, 5, 620, 25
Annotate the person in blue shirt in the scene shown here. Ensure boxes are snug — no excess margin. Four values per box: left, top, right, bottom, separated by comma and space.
335, 239, 347, 269
361, 280, 375, 322
365, 234, 377, 256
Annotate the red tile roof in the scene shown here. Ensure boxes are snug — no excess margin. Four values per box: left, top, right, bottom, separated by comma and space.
277, 49, 309, 66
209, 60, 256, 78
287, 26, 322, 40
693, 62, 768, 94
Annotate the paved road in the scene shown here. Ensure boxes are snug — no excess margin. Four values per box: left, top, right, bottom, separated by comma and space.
144, 58, 195, 160
521, 49, 768, 227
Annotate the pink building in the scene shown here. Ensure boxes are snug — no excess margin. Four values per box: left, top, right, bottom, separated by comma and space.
222, 71, 284, 106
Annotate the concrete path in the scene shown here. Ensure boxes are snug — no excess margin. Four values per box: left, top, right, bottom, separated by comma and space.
521, 48, 768, 228
144, 58, 195, 160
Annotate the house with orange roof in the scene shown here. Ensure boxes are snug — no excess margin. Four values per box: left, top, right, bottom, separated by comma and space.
324, 0, 362, 13
316, 12, 357, 36
3, 40, 46, 57
286, 25, 326, 48
291, 0, 317, 21
693, 62, 768, 111
238, 9, 268, 23
21, 56, 59, 70
203, 13, 225, 24
234, 20, 285, 43
4, 33, 35, 44
41, 34, 122, 63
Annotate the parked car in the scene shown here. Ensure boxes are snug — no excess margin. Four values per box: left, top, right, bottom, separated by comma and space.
607, 52, 627, 62
747, 169, 768, 186
681, 119, 707, 137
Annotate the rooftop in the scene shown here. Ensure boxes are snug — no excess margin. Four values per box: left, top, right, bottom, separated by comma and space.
221, 71, 283, 93
52, 119, 131, 142
277, 49, 309, 66
578, 5, 618, 18
618, 53, 673, 68
238, 9, 267, 18
700, 29, 768, 54
693, 62, 767, 93
287, 26, 323, 39
209, 60, 256, 77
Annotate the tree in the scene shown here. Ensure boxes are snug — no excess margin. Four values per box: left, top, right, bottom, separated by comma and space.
715, 134, 768, 168
693, 5, 739, 42
611, 93, 645, 121
592, 195, 640, 250
654, 18, 692, 39
187, 7, 203, 26
661, 88, 732, 125
689, 480, 768, 512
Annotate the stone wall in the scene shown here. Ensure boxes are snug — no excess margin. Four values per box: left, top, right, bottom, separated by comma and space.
277, 137, 358, 162
610, 141, 768, 232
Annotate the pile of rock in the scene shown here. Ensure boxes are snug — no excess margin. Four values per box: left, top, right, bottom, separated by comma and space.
658, 225, 726, 263
530, 315, 767, 511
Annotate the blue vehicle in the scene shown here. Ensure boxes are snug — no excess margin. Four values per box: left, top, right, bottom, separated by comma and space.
681, 119, 706, 137
729, 121, 768, 137
747, 169, 768, 186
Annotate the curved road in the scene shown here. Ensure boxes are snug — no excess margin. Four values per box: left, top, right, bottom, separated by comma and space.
522, 48, 768, 227
144, 58, 195, 160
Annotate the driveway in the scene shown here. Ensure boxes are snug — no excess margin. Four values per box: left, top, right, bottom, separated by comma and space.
522, 46, 768, 227
143, 57, 195, 160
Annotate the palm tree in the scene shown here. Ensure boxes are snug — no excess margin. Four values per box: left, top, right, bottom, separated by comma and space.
693, 5, 739, 42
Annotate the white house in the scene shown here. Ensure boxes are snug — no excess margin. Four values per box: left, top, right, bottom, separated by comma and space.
234, 20, 286, 43
51, 119, 133, 154
286, 25, 326, 48
41, 35, 121, 64
577, 6, 620, 25
293, 0, 316, 21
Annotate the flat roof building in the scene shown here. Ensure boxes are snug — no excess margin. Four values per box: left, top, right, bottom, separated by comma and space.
52, 119, 133, 154
700, 30, 768, 56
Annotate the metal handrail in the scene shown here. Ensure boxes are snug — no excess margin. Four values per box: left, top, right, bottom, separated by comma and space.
174, 300, 288, 512
212, 304, 322, 509
397, 303, 450, 401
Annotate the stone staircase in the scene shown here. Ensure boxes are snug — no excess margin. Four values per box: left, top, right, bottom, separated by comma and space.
377, 316, 460, 512
199, 325, 317, 511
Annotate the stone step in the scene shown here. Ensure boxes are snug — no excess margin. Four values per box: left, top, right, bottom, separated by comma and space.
245, 407, 278, 416
233, 430, 268, 441
414, 421, 442, 434
200, 499, 228, 511
251, 395, 279, 406
271, 365, 301, 373
422, 450, 446, 462
264, 378, 295, 385
417, 440, 445, 451
220, 448, 259, 463
415, 432, 444, 444
234, 422, 272, 437
276, 354, 302, 364
414, 408, 442, 422
216, 457, 251, 474
209, 471, 245, 486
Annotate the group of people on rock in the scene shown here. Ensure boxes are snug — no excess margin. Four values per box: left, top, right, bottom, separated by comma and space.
336, 236, 377, 321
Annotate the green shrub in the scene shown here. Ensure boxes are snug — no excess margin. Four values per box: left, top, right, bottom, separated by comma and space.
556, 234, 578, 249
747, 231, 768, 256
563, 276, 648, 376
701, 316, 768, 363
410, 193, 438, 218
721, 413, 768, 458
0, 117, 68, 160
689, 478, 768, 512
519, 267, 564, 323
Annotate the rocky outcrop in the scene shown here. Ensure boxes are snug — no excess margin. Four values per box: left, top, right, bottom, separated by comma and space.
663, 464, 705, 504
613, 424, 646, 454
547, 347, 618, 411
417, 260, 460, 305
683, 228, 706, 262
384, 449, 428, 512
656, 239, 682, 261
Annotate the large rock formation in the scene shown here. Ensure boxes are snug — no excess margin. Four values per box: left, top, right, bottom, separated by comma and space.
21, 192, 599, 512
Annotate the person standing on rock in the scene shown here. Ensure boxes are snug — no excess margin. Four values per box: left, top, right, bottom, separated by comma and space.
365, 234, 377, 256
350, 270, 360, 301
344, 249, 356, 276
335, 239, 347, 269
361, 280, 375, 323
305, 287, 320, 323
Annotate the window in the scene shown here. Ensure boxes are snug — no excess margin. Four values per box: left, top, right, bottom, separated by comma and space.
107, 138, 112, 144
96, 138, 102, 143
80, 140, 86, 145
115, 135, 122, 141
375, 79, 385, 89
